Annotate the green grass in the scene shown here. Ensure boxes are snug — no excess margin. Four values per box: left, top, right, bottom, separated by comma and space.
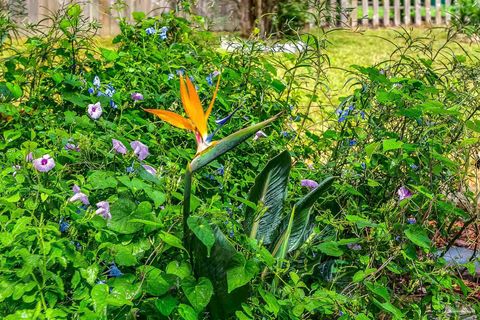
322, 28, 480, 103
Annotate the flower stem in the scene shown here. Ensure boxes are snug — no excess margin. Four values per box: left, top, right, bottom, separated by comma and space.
183, 164, 193, 259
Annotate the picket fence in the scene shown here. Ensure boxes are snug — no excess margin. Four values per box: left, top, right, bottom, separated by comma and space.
13, 0, 455, 35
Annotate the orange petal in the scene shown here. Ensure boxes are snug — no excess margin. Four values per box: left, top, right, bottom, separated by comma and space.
144, 109, 195, 131
184, 75, 208, 137
205, 75, 221, 120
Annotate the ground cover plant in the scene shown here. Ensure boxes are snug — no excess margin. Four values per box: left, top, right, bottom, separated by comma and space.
1, 1, 480, 319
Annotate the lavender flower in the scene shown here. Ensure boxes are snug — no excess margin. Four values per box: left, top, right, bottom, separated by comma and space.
397, 186, 413, 201
131, 92, 144, 101
65, 143, 80, 152
25, 152, 33, 162
142, 164, 157, 176
32, 154, 55, 172
145, 27, 156, 35
346, 243, 362, 251
253, 130, 268, 141
112, 139, 127, 155
126, 166, 135, 173
69, 185, 90, 206
130, 140, 149, 160
407, 217, 417, 224
88, 102, 102, 120
301, 179, 319, 189
95, 201, 111, 219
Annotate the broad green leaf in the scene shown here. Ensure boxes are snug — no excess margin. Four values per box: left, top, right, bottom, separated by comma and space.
115, 247, 137, 267
382, 139, 403, 152
6, 82, 22, 99
155, 295, 178, 316
373, 299, 404, 319
166, 260, 191, 279
139, 266, 173, 296
190, 226, 249, 319
258, 288, 280, 316
226, 254, 259, 293
190, 112, 282, 172
159, 232, 186, 251
317, 241, 344, 257
187, 216, 215, 256
245, 150, 291, 245
100, 48, 119, 61
273, 177, 334, 255
404, 226, 431, 250
182, 276, 214, 311
109, 198, 144, 234
87, 171, 117, 190
178, 304, 198, 320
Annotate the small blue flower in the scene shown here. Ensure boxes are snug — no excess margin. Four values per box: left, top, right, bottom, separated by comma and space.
145, 27, 156, 35
229, 230, 234, 238
360, 110, 365, 119
88, 87, 95, 95
105, 84, 115, 97
348, 105, 355, 111
349, 139, 357, 146
159, 26, 168, 40
206, 74, 213, 86
109, 100, 117, 109
108, 263, 123, 277
205, 173, 215, 181
407, 217, 416, 224
176, 69, 185, 76
59, 219, 70, 233
126, 166, 134, 173
96, 280, 106, 285
410, 164, 419, 170
168, 73, 174, 80
361, 162, 366, 170
93, 76, 100, 88
346, 243, 362, 251
189, 75, 195, 83
281, 131, 290, 138
292, 115, 301, 122
216, 165, 224, 176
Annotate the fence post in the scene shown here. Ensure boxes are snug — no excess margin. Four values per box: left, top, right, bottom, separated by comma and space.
383, 0, 390, 26
414, 0, 421, 25
394, 0, 400, 25
341, 0, 348, 26
373, 0, 379, 26
362, 0, 369, 25
425, 0, 431, 24
445, 0, 451, 24
435, 0, 441, 24
351, 0, 358, 27
404, 0, 411, 25
330, 0, 337, 26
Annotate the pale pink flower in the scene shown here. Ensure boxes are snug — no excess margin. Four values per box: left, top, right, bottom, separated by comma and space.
130, 140, 149, 160
95, 201, 111, 219
112, 139, 127, 155
88, 102, 102, 120
32, 154, 55, 172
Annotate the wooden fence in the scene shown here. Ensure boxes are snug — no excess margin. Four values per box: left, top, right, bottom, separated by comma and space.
11, 0, 455, 35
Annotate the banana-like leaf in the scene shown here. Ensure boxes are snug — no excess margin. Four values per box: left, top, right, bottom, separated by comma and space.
273, 176, 335, 256
245, 150, 292, 246
190, 225, 249, 319
189, 112, 282, 172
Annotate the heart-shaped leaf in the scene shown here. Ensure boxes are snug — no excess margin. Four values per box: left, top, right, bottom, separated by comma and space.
182, 276, 213, 311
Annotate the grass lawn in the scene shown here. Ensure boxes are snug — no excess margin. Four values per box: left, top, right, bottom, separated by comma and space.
322, 28, 480, 103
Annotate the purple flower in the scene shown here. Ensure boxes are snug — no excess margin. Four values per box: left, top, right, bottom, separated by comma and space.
397, 186, 413, 201
88, 102, 102, 120
145, 27, 156, 35
65, 143, 80, 152
142, 164, 157, 176
347, 243, 362, 251
301, 179, 319, 189
96, 201, 111, 219
407, 217, 417, 224
69, 192, 90, 206
112, 139, 127, 155
131, 92, 144, 101
253, 130, 268, 141
32, 154, 55, 172
93, 76, 100, 88
130, 140, 149, 160
25, 152, 33, 162
72, 184, 81, 193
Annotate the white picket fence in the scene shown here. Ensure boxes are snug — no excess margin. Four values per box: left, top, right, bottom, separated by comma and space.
12, 0, 455, 35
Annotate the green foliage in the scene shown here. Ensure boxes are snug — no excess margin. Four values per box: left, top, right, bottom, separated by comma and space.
452, 0, 480, 37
